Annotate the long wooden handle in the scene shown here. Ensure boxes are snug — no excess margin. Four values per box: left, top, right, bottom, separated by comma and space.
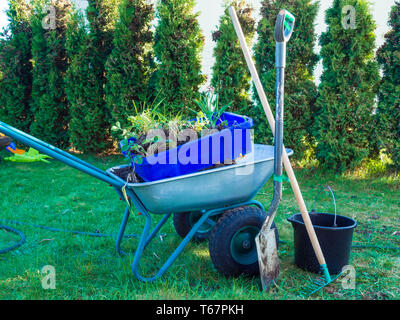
229, 7, 327, 267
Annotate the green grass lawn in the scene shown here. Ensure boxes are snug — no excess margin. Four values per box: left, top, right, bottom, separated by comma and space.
0, 150, 399, 300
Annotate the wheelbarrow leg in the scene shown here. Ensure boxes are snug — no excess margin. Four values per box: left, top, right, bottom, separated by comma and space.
116, 205, 172, 255
117, 196, 266, 282
116, 205, 131, 255
131, 209, 214, 282
143, 213, 172, 248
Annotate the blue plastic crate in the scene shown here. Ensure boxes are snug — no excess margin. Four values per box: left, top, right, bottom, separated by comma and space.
120, 112, 253, 182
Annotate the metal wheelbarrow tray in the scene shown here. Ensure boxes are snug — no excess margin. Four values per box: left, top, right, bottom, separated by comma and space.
0, 120, 293, 282
108, 144, 291, 214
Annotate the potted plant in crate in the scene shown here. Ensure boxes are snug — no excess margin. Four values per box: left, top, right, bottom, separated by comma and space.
112, 92, 253, 182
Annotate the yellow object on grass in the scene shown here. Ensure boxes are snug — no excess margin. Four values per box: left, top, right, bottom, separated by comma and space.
4, 148, 51, 163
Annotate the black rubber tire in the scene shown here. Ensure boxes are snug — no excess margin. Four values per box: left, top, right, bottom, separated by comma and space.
209, 206, 279, 277
173, 212, 218, 242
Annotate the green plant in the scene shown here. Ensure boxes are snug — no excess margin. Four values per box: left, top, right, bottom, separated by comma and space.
192, 90, 231, 129
313, 0, 380, 172
112, 107, 162, 140
190, 111, 210, 133
111, 105, 169, 165
112, 91, 233, 165
359, 149, 394, 178
119, 135, 161, 165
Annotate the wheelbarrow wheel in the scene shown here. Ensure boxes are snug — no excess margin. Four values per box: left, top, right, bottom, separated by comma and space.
173, 212, 219, 242
209, 206, 279, 277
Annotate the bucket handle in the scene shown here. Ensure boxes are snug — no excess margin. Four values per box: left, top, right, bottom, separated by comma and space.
310, 185, 337, 225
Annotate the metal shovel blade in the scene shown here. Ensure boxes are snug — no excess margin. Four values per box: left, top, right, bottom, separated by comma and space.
255, 228, 280, 291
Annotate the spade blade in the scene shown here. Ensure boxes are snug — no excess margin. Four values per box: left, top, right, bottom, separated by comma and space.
256, 228, 280, 291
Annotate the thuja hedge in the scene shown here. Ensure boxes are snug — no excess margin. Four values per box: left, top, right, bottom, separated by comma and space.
0, 0, 398, 173
30, 0, 72, 148
313, 0, 380, 172
153, 0, 206, 117
105, 0, 155, 129
0, 0, 33, 133
211, 0, 255, 114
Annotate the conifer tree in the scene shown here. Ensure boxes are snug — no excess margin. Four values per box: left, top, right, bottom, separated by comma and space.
251, 0, 319, 159
375, 2, 400, 168
154, 0, 205, 115
66, 0, 119, 153
105, 0, 155, 127
0, 0, 33, 132
211, 0, 255, 114
30, 0, 73, 147
313, 0, 380, 171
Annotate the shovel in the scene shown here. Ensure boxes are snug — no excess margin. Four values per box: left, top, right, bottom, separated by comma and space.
253, 10, 295, 291
229, 6, 332, 292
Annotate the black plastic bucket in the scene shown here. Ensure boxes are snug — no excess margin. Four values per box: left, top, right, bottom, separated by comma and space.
287, 212, 357, 274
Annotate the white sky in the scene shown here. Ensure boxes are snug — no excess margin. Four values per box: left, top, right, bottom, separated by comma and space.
0, 0, 396, 86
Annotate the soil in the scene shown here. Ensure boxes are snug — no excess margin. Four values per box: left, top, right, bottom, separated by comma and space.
111, 166, 144, 183
133, 123, 228, 157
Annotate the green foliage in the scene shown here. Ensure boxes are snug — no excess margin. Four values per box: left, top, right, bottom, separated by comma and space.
154, 0, 206, 116
111, 106, 173, 164
112, 91, 232, 164
192, 90, 231, 129
251, 0, 319, 159
356, 150, 394, 179
66, 0, 119, 153
30, 0, 73, 148
211, 0, 255, 114
0, 0, 33, 132
375, 2, 400, 169
313, 0, 380, 172
105, 0, 155, 129
112, 106, 164, 140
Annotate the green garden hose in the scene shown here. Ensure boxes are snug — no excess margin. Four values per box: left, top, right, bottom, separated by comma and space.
0, 218, 140, 255
0, 224, 26, 254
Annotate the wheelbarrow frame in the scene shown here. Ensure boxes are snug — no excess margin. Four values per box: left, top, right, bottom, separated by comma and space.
0, 120, 267, 282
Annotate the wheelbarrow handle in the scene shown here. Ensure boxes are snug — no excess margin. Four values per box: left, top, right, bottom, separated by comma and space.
0, 121, 124, 189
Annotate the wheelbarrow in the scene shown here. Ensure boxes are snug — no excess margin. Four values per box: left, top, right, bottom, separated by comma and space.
0, 120, 293, 281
